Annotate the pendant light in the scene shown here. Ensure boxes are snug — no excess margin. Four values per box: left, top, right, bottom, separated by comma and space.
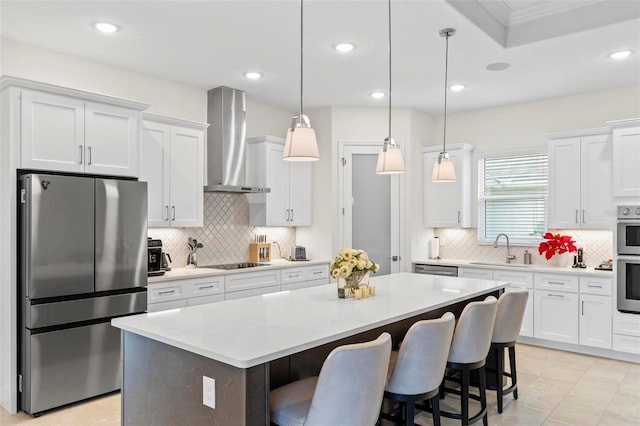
283, 0, 319, 162
376, 0, 405, 175
432, 28, 456, 182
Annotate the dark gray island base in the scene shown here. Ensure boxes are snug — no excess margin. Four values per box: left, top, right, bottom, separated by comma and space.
118, 275, 503, 425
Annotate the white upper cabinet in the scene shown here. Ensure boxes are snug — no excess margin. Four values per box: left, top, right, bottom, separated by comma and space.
140, 114, 207, 228
548, 129, 613, 229
13, 81, 148, 178
246, 136, 312, 227
608, 119, 640, 197
423, 143, 473, 228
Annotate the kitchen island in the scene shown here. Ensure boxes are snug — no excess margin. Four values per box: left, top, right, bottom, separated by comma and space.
112, 272, 506, 425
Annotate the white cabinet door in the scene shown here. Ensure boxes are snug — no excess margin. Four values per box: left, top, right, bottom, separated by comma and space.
140, 120, 171, 227
612, 125, 640, 197
169, 126, 203, 227
265, 143, 289, 226
84, 102, 139, 177
494, 270, 534, 338
548, 137, 581, 229
20, 89, 85, 173
580, 134, 613, 228
288, 161, 312, 226
579, 294, 612, 349
423, 147, 470, 228
142, 116, 205, 228
534, 290, 579, 344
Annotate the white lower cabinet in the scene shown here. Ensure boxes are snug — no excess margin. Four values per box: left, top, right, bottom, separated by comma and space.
579, 294, 612, 349
281, 264, 330, 291
147, 276, 224, 312
224, 269, 281, 299
613, 310, 640, 354
534, 290, 579, 344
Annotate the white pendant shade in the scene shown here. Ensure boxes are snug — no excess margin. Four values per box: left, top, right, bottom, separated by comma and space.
432, 156, 456, 182
283, 127, 319, 161
376, 146, 405, 174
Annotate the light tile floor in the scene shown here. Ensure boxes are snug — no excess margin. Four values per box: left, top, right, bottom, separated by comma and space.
1, 344, 638, 425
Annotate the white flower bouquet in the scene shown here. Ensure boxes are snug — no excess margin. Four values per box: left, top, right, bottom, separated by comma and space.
331, 248, 379, 279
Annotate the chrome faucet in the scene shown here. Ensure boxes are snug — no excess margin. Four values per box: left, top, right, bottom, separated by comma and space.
493, 233, 516, 263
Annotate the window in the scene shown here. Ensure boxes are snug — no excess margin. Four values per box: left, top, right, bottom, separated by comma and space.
478, 150, 548, 244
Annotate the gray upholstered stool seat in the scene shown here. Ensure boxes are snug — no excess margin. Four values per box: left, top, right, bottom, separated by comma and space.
380, 312, 456, 426
269, 332, 392, 426
487, 289, 529, 413
440, 296, 498, 426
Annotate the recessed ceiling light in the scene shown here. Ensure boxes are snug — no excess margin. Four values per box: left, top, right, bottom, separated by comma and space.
370, 91, 386, 99
335, 43, 356, 53
450, 84, 465, 92
486, 62, 510, 71
609, 50, 633, 60
94, 22, 119, 33
244, 72, 263, 80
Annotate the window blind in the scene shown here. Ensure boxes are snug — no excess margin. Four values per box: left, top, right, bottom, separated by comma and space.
479, 152, 548, 243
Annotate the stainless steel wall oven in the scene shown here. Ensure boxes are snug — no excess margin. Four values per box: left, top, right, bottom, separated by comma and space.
617, 205, 640, 314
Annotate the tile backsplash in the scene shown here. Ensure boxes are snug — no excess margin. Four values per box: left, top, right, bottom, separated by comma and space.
434, 228, 613, 267
148, 193, 296, 268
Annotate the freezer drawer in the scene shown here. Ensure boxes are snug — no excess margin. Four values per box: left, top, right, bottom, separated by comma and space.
21, 321, 122, 415
25, 290, 147, 329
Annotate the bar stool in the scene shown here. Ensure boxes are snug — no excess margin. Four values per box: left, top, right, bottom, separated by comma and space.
440, 296, 498, 426
269, 332, 392, 426
380, 312, 456, 426
487, 289, 529, 413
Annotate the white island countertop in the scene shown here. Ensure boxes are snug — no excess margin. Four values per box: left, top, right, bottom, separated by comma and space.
112, 273, 505, 368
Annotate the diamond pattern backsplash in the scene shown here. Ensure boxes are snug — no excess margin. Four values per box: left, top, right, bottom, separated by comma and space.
434, 228, 613, 267
148, 193, 296, 268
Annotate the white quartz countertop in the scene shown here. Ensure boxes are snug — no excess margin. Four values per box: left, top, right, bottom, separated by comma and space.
112, 272, 505, 368
412, 258, 614, 277
148, 259, 330, 283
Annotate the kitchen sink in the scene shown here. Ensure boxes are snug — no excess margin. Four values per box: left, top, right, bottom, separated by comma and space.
469, 261, 535, 268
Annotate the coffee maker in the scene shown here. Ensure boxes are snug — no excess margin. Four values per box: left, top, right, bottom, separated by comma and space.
147, 238, 165, 276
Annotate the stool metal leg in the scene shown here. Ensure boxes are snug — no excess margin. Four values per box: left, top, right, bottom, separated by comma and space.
509, 346, 518, 400
431, 395, 441, 426
461, 366, 469, 426
478, 365, 488, 426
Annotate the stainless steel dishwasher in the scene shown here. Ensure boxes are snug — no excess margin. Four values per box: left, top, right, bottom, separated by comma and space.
413, 263, 458, 277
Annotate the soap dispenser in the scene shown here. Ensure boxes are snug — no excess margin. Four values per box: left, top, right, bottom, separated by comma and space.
523, 250, 532, 265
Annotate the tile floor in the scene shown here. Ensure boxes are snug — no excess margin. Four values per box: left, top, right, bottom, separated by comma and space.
1, 344, 638, 425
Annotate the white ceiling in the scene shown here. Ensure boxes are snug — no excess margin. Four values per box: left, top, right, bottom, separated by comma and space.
1, 0, 639, 114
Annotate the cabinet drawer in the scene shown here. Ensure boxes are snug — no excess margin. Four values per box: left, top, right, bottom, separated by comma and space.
184, 276, 225, 297
613, 334, 640, 355
187, 294, 224, 307
225, 270, 281, 293
458, 268, 493, 280
579, 276, 612, 296
494, 271, 534, 288
147, 299, 188, 312
224, 285, 281, 300
148, 283, 184, 303
613, 312, 640, 337
304, 265, 329, 282
281, 268, 306, 284
534, 273, 579, 293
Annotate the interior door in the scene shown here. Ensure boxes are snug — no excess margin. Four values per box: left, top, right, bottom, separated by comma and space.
340, 143, 401, 275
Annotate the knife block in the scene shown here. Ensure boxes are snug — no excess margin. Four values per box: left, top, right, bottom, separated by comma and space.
250, 243, 271, 263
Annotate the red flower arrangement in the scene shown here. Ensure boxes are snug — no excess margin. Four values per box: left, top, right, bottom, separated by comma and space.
538, 232, 577, 260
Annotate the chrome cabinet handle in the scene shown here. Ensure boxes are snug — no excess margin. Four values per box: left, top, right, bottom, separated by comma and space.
165, 206, 169, 221
548, 281, 565, 285
87, 146, 92, 165
582, 209, 585, 223
587, 284, 602, 288
290, 209, 294, 222
457, 211, 461, 223
575, 210, 579, 223
158, 290, 175, 295
198, 285, 214, 290
286, 209, 291, 221
581, 300, 584, 315
548, 293, 564, 298
313, 271, 323, 275
79, 145, 83, 164
172, 206, 176, 220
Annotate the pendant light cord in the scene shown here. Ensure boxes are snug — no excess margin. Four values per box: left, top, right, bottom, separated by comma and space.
442, 31, 449, 153
300, 0, 304, 119
387, 0, 392, 145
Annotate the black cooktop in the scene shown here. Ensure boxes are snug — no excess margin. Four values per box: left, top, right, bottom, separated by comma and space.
202, 262, 265, 270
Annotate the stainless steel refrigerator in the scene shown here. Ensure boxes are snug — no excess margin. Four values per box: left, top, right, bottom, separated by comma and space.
18, 173, 148, 415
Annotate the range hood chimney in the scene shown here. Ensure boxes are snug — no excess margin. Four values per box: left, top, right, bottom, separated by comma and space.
204, 86, 270, 193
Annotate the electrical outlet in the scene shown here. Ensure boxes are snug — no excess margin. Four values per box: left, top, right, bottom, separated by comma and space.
203, 376, 215, 409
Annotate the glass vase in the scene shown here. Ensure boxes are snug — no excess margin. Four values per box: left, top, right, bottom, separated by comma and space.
337, 270, 369, 299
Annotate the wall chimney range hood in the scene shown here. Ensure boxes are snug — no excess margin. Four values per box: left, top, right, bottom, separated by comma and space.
204, 86, 270, 193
